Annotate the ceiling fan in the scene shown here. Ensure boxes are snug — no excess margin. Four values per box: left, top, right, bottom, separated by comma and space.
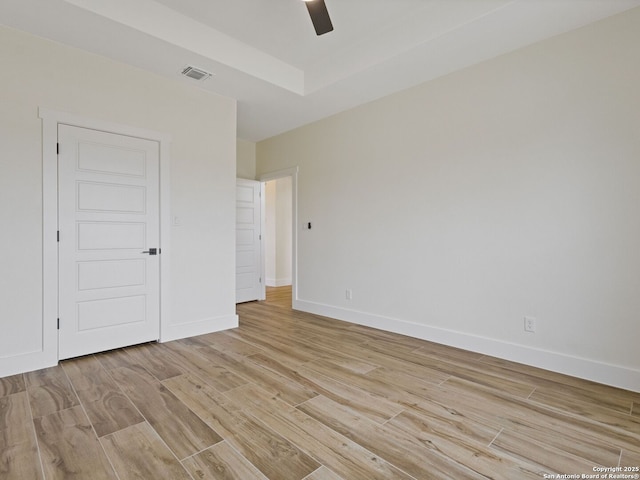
302, 0, 334, 36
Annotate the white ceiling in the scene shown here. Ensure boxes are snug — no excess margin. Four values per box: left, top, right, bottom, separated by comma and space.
2, 0, 639, 141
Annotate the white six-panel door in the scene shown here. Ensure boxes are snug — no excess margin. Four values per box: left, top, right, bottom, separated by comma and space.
58, 124, 160, 359
236, 179, 262, 303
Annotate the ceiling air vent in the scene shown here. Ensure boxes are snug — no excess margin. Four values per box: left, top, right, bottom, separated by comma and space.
181, 66, 212, 81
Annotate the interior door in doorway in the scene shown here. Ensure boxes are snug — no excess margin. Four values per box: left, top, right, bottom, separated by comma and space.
58, 125, 161, 359
236, 178, 262, 303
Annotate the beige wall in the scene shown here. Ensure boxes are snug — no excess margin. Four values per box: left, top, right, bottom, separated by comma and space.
236, 139, 256, 180
257, 8, 640, 390
0, 25, 237, 375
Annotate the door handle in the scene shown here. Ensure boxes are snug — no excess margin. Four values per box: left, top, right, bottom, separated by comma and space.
141, 248, 158, 255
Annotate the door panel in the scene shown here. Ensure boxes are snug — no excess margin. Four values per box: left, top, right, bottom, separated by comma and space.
58, 125, 160, 359
77, 222, 146, 250
236, 179, 262, 303
77, 143, 147, 176
77, 295, 146, 331
77, 259, 145, 291
77, 182, 146, 212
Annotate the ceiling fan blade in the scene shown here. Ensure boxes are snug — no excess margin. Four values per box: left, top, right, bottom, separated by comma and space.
305, 0, 334, 36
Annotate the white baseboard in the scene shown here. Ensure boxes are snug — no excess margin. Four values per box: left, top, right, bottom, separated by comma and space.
160, 314, 238, 343
0, 315, 239, 377
266, 277, 292, 287
0, 350, 58, 378
293, 299, 640, 393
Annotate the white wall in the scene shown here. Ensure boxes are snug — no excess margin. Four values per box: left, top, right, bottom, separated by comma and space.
0, 26, 237, 376
257, 8, 640, 391
265, 177, 292, 287
265, 181, 277, 284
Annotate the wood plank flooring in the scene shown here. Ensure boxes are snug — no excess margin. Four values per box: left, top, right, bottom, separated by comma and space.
1, 286, 639, 479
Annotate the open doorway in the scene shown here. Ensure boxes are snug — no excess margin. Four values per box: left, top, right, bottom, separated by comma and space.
264, 177, 292, 306
264, 177, 292, 287
260, 167, 297, 308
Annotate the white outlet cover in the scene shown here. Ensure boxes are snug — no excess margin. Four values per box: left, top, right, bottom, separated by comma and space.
524, 316, 536, 333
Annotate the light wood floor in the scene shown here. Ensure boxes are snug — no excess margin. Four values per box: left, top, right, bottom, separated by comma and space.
2, 286, 639, 479
264, 285, 293, 308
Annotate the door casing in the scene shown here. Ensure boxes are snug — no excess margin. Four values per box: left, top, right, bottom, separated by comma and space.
40, 108, 172, 366
259, 167, 299, 308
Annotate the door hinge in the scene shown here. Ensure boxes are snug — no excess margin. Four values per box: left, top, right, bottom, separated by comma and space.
259, 277, 262, 283
259, 234, 262, 240
57, 231, 60, 242
57, 318, 60, 330
56, 143, 59, 155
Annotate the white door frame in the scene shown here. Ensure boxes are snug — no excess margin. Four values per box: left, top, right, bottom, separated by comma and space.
259, 167, 298, 307
40, 108, 172, 366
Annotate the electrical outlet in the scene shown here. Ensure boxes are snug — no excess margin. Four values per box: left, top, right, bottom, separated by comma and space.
524, 316, 537, 333
345, 289, 352, 300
